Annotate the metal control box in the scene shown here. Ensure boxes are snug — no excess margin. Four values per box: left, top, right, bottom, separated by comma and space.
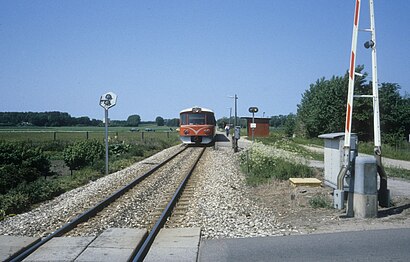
318, 132, 358, 190
234, 126, 241, 140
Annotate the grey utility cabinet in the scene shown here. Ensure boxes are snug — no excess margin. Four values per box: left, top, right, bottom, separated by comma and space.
318, 132, 358, 190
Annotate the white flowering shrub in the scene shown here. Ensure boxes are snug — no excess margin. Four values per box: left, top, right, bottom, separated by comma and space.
240, 142, 313, 185
256, 131, 321, 160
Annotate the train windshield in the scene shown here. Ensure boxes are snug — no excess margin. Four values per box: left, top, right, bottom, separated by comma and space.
180, 112, 215, 125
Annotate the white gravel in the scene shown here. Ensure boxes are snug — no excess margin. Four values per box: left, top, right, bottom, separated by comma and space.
182, 144, 283, 239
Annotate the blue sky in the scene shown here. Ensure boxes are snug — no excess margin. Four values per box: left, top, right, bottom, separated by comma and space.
1, 1, 409, 121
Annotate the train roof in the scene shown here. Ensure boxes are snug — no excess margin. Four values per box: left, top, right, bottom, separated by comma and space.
180, 106, 214, 114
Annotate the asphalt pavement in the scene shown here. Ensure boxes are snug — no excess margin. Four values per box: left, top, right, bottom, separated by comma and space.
199, 228, 410, 261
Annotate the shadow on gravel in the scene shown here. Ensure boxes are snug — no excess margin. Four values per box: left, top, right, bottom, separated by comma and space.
378, 203, 410, 218
215, 134, 230, 142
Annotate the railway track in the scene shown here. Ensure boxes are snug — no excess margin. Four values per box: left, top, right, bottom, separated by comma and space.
8, 146, 206, 262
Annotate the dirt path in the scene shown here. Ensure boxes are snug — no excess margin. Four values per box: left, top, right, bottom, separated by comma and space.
301, 144, 410, 170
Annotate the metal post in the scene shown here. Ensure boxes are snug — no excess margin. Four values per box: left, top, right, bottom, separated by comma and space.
99, 91, 117, 177
370, 0, 381, 149
248, 107, 258, 144
234, 95, 237, 127
228, 107, 232, 128
252, 112, 255, 143
104, 109, 109, 176
368, 0, 389, 207
234, 94, 238, 152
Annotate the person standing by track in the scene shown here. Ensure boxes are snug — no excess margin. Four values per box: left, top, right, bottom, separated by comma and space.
225, 123, 230, 137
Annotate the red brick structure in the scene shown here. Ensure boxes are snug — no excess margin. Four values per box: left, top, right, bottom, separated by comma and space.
242, 117, 270, 137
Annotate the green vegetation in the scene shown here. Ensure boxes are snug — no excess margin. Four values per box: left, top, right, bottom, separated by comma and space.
240, 142, 314, 185
155, 116, 165, 126
256, 131, 323, 161
0, 141, 52, 194
0, 111, 101, 127
126, 114, 141, 126
309, 195, 332, 209
266, 66, 409, 155
359, 141, 410, 162
63, 140, 105, 175
296, 66, 410, 143
385, 167, 410, 181
0, 125, 178, 143
0, 129, 180, 220
242, 129, 410, 187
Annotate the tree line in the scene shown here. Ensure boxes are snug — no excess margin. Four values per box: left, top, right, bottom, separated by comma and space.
271, 66, 410, 144
0, 112, 102, 127
0, 112, 180, 127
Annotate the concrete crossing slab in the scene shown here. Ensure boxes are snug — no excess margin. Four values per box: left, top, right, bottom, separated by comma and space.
24, 236, 95, 262
0, 236, 39, 261
144, 227, 201, 262
75, 228, 147, 262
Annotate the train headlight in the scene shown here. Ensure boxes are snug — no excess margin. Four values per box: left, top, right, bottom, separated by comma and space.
204, 128, 210, 134
184, 129, 189, 135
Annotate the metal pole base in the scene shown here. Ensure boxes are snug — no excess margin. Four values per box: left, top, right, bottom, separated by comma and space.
378, 189, 390, 208
375, 153, 390, 207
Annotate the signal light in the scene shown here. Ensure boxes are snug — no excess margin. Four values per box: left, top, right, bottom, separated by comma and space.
364, 40, 375, 49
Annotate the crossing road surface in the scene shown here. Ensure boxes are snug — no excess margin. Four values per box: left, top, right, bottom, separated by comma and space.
199, 228, 410, 261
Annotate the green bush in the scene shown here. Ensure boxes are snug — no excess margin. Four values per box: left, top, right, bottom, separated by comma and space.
63, 140, 104, 173
0, 164, 25, 193
0, 178, 64, 219
0, 191, 30, 216
17, 179, 63, 203
109, 143, 129, 157
309, 195, 332, 209
0, 141, 51, 193
39, 141, 66, 152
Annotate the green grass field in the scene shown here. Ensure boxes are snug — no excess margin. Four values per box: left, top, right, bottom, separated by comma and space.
0, 125, 179, 143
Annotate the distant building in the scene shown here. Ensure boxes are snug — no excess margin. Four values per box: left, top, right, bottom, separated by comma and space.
242, 117, 270, 137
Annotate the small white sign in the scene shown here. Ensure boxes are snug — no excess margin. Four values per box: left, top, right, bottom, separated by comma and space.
250, 123, 256, 129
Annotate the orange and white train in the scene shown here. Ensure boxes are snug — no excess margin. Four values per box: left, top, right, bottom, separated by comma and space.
179, 107, 216, 145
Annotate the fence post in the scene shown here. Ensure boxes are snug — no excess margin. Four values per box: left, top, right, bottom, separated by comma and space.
86, 131, 89, 140
142, 132, 144, 140
53, 132, 57, 141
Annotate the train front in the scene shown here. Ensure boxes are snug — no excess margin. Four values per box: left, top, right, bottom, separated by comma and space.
179, 107, 216, 145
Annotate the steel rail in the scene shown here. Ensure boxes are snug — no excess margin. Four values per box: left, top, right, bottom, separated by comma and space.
131, 147, 206, 262
9, 145, 188, 262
